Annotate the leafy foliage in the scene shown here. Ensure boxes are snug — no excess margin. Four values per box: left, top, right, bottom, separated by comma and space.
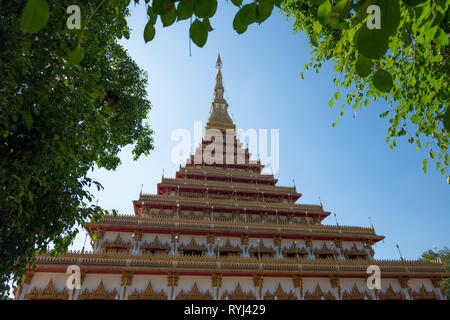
1, 0, 153, 298
283, 0, 449, 180
420, 247, 450, 299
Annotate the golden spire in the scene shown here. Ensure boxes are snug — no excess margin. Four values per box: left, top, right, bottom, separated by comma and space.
206, 54, 235, 131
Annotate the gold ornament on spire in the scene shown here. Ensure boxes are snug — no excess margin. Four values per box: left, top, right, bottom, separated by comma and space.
206, 54, 236, 131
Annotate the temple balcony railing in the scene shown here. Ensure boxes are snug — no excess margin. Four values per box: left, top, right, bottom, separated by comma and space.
33, 251, 448, 275
92, 215, 382, 241
161, 177, 296, 194
138, 194, 327, 215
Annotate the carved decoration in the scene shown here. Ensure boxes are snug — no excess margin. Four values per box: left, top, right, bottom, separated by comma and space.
240, 234, 249, 247
128, 281, 167, 300
249, 241, 275, 257
264, 284, 297, 300
430, 277, 443, 288
343, 244, 368, 260
273, 236, 282, 248
178, 237, 208, 255
282, 242, 308, 258
78, 280, 118, 300
133, 230, 143, 242
121, 272, 134, 286
140, 235, 171, 254
313, 243, 336, 259
101, 234, 132, 253
176, 282, 213, 300
342, 284, 372, 300
219, 239, 241, 256
168, 273, 179, 287
206, 232, 216, 245
378, 284, 405, 300
410, 284, 439, 300
211, 273, 223, 288
398, 276, 409, 289
334, 238, 343, 249
222, 283, 256, 300
304, 284, 335, 300
304, 237, 313, 248
25, 279, 68, 300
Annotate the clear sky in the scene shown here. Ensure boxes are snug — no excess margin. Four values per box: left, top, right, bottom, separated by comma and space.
70, 2, 449, 260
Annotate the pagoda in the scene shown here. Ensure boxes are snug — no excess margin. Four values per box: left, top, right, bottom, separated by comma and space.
15, 55, 448, 300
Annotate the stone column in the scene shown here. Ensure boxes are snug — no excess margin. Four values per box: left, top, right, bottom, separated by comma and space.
121, 272, 134, 300
211, 273, 223, 300
431, 276, 444, 299
398, 276, 411, 300
329, 276, 341, 300
252, 274, 264, 300
167, 273, 179, 300
292, 275, 303, 300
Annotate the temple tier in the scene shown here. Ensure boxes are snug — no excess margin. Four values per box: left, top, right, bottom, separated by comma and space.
15, 55, 448, 300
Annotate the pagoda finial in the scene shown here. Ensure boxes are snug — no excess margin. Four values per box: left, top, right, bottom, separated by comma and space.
205, 55, 235, 131
216, 53, 222, 70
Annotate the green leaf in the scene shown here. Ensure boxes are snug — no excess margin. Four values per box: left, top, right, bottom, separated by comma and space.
21, 0, 49, 33
355, 25, 389, 59
237, 3, 258, 26
429, 149, 435, 159
233, 13, 248, 34
190, 18, 208, 47
403, 0, 427, 6
434, 28, 449, 46
148, 6, 158, 24
310, 34, 319, 46
257, 0, 274, 23
274, 0, 283, 7
422, 158, 428, 173
22, 112, 33, 130
177, 0, 194, 21
152, 0, 170, 15
143, 22, 156, 42
207, 0, 218, 18
328, 99, 334, 108
194, 0, 215, 18
333, 0, 348, 13
317, 1, 332, 25
231, 0, 243, 6
379, 0, 401, 35
67, 46, 84, 67
161, 5, 177, 27
334, 91, 340, 100
355, 56, 373, 77
372, 69, 393, 92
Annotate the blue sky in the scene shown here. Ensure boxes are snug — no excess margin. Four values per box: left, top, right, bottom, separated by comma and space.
70, 2, 449, 260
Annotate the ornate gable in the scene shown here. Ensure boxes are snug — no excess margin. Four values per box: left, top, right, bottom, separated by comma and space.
78, 280, 118, 300
411, 283, 439, 300
378, 283, 405, 300
304, 284, 336, 300
25, 279, 68, 300
222, 283, 256, 300
178, 238, 208, 255
128, 281, 167, 300
101, 234, 132, 253
342, 284, 372, 300
140, 235, 171, 254
264, 284, 297, 300
176, 282, 213, 300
